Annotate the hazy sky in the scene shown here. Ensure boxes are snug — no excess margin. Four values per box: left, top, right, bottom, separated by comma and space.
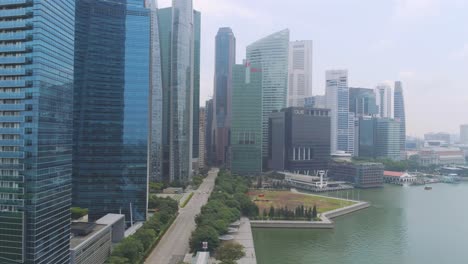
158, 0, 468, 137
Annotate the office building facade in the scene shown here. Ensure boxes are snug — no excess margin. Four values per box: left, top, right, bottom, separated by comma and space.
198, 107, 206, 169
304, 95, 326, 109
73, 0, 160, 223
231, 64, 263, 175
325, 70, 354, 154
375, 84, 392, 118
358, 117, 401, 161
349, 87, 378, 117
0, 0, 75, 263
461, 125, 468, 144
213, 27, 235, 166
288, 40, 313, 107
329, 161, 384, 188
205, 99, 214, 166
393, 81, 406, 156
246, 29, 290, 161
268, 107, 331, 174
158, 1, 200, 182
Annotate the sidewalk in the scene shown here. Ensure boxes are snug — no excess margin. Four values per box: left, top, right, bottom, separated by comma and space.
232, 217, 257, 264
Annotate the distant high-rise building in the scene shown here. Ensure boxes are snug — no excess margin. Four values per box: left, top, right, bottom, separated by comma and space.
199, 107, 206, 169
349, 87, 378, 117
158, 1, 200, 182
460, 125, 468, 144
192, 10, 201, 163
205, 99, 214, 166
375, 84, 392, 118
0, 0, 75, 263
231, 64, 263, 175
359, 117, 401, 161
213, 27, 236, 166
268, 108, 331, 174
424, 132, 451, 144
73, 0, 160, 224
325, 70, 354, 154
304, 95, 326, 108
394, 81, 406, 155
288, 40, 313, 107
246, 29, 290, 162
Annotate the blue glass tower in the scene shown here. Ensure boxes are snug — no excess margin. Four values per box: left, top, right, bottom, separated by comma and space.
73, 0, 161, 224
0, 0, 75, 263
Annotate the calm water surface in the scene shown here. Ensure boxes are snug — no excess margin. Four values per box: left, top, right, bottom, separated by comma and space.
252, 183, 468, 264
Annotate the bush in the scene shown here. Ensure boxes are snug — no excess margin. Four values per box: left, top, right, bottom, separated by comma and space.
71, 207, 88, 220
215, 242, 245, 262
112, 237, 144, 263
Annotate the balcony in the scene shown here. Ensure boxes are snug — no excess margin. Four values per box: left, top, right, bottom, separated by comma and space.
0, 152, 24, 158
0, 116, 24, 122
0, 104, 25, 111
0, 139, 23, 146
0, 32, 30, 41
0, 20, 32, 30
0, 92, 26, 100
0, 80, 28, 88
0, 187, 23, 194
0, 8, 32, 19
0, 68, 26, 76
0, 128, 21, 134
0, 56, 29, 65
0, 175, 23, 182
0, 199, 23, 207
1, 0, 33, 7
0, 44, 30, 53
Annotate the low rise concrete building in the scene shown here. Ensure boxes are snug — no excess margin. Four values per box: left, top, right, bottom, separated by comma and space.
384, 171, 417, 184
418, 147, 466, 166
70, 214, 125, 264
329, 160, 384, 188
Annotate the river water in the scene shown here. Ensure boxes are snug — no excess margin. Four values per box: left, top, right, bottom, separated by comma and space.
252, 183, 468, 264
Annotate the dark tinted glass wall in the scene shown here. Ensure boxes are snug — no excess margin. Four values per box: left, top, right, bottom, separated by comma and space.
0, 0, 75, 263
73, 0, 149, 223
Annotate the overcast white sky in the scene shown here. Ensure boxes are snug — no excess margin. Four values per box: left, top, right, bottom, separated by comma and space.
158, 0, 468, 137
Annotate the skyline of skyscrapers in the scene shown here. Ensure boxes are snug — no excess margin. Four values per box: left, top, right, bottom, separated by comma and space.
288, 40, 313, 107
0, 0, 75, 262
461, 125, 468, 144
246, 29, 290, 163
213, 27, 236, 166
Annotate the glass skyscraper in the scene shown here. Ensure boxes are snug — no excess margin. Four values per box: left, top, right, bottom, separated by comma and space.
246, 29, 290, 162
73, 0, 161, 224
158, 1, 200, 183
394, 81, 406, 155
231, 64, 263, 175
213, 27, 236, 166
326, 70, 354, 154
0, 0, 75, 263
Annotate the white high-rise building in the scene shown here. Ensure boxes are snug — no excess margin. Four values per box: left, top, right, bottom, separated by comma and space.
326, 70, 354, 154
288, 40, 313, 107
461, 124, 468, 144
375, 84, 392, 118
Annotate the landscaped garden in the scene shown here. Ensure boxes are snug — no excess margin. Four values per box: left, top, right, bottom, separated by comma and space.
248, 190, 355, 216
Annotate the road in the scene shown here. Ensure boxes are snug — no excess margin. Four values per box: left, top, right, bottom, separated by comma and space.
145, 168, 219, 264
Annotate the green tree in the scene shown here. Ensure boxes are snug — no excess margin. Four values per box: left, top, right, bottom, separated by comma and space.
269, 206, 275, 219
312, 205, 318, 219
134, 228, 156, 250
107, 256, 130, 264
190, 225, 220, 252
113, 237, 144, 263
215, 242, 245, 262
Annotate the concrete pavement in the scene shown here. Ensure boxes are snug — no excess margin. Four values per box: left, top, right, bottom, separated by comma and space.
145, 168, 219, 264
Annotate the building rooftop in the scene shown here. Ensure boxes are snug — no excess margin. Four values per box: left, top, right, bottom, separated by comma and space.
70, 223, 107, 249
95, 213, 125, 226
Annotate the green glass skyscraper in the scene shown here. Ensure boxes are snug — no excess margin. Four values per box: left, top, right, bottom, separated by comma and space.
0, 0, 74, 263
246, 29, 290, 163
231, 64, 263, 175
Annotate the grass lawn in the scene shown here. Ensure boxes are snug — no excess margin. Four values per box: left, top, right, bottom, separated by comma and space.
248, 190, 355, 214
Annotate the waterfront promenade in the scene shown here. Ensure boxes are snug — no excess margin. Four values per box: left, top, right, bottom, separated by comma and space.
232, 217, 257, 264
